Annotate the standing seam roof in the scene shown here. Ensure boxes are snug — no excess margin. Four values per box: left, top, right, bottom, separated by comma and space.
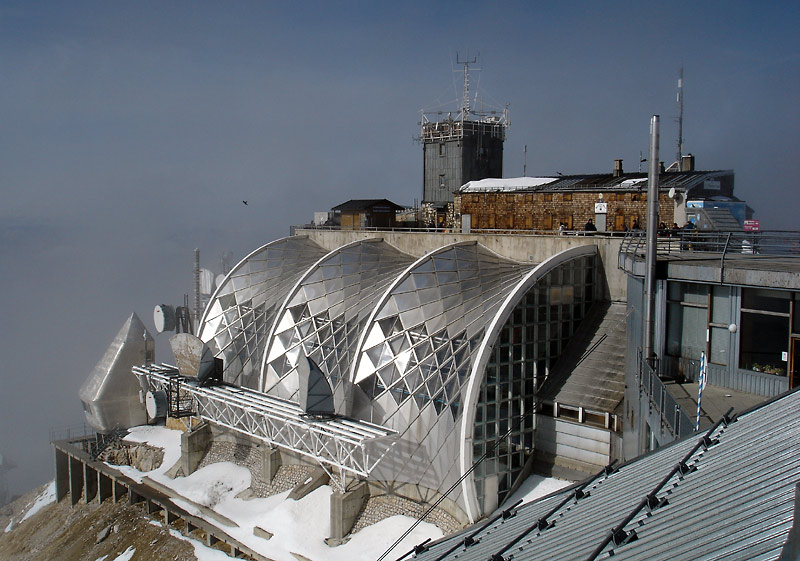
408, 389, 800, 561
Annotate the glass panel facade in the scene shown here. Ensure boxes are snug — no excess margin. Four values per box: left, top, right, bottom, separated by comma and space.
261, 240, 414, 404
198, 237, 329, 388
472, 255, 594, 512
666, 282, 708, 360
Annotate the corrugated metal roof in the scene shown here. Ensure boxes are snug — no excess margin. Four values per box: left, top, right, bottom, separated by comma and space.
405, 389, 800, 561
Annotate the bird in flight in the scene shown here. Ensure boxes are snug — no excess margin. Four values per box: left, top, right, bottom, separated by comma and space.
242, 200, 248, 205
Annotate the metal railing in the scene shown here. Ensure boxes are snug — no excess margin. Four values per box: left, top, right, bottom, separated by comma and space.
638, 352, 694, 438
135, 364, 397, 481
296, 224, 628, 237
619, 229, 800, 260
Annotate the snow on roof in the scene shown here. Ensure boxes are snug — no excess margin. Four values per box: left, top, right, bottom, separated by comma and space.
459, 177, 557, 192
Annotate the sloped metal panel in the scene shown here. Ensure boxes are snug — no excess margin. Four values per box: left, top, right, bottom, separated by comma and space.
260, 239, 414, 407
197, 236, 328, 389
78, 313, 152, 432
409, 390, 800, 561
351, 242, 534, 512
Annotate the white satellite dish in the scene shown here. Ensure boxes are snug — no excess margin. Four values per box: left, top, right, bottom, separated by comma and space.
668, 187, 676, 199
154, 304, 176, 334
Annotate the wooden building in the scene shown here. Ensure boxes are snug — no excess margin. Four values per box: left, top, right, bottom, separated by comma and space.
330, 199, 404, 230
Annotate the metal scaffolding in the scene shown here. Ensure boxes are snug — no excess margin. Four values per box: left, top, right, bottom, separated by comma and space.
134, 365, 397, 480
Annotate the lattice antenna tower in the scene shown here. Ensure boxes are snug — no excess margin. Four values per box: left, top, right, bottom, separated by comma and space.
676, 67, 684, 170
457, 51, 478, 119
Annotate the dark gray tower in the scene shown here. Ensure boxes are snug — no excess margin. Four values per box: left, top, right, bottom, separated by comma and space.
421, 57, 509, 206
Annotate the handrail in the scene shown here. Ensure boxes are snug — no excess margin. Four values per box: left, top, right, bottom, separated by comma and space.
619, 229, 800, 261
638, 350, 694, 438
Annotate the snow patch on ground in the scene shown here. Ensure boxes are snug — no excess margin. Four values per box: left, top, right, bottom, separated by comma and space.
20, 481, 56, 523
94, 555, 109, 561
111, 546, 135, 561
5, 520, 13, 533
501, 474, 573, 507
110, 425, 182, 483
107, 426, 567, 561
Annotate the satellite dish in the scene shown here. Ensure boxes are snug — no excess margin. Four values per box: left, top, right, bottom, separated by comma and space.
154, 304, 176, 333
668, 187, 676, 199
145, 390, 168, 420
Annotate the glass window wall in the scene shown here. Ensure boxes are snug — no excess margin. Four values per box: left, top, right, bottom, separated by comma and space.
472, 255, 594, 512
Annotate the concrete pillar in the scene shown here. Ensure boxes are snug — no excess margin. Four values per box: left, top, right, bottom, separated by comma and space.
98, 472, 113, 503
329, 481, 369, 540
113, 480, 127, 502
262, 446, 281, 483
83, 464, 98, 503
68, 456, 83, 506
129, 488, 145, 505
180, 422, 212, 476
54, 447, 69, 502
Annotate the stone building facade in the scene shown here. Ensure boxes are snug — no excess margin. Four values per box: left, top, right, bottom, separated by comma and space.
455, 190, 673, 232
453, 168, 736, 233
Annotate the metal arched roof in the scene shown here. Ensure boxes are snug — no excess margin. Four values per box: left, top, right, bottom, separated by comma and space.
259, 238, 415, 407
198, 236, 328, 388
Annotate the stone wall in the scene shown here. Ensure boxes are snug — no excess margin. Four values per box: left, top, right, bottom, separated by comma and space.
455, 191, 674, 232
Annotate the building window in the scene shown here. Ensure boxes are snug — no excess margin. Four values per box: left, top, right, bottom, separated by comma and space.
739, 288, 790, 375
563, 193, 572, 201
439, 143, 446, 157
472, 194, 480, 203
439, 174, 446, 188
666, 283, 708, 360
525, 194, 533, 203
542, 193, 553, 202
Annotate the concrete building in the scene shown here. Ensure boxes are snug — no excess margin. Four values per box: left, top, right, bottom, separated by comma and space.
421, 60, 508, 207
619, 230, 800, 457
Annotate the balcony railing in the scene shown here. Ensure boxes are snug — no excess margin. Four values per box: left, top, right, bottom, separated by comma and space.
638, 351, 695, 439
620, 229, 800, 260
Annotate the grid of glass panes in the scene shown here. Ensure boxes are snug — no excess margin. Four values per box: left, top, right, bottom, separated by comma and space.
198, 237, 328, 389
261, 241, 414, 403
472, 255, 595, 511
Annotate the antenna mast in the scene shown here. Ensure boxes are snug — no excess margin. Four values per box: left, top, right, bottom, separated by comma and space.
676, 67, 684, 170
456, 52, 478, 120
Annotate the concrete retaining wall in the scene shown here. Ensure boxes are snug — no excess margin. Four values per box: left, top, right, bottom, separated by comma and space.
298, 229, 626, 302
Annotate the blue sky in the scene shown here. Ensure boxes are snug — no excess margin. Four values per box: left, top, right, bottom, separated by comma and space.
1, 1, 798, 496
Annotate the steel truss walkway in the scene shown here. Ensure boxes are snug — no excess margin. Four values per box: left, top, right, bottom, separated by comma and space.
134, 364, 396, 480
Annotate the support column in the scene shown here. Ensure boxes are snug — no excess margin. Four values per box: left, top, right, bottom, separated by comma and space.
68, 456, 83, 506
98, 472, 113, 503
83, 463, 98, 503
54, 447, 69, 502
113, 479, 127, 502
329, 481, 369, 540
262, 446, 281, 483
180, 422, 212, 476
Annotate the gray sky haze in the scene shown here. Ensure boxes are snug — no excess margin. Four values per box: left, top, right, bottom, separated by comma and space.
1, 1, 798, 497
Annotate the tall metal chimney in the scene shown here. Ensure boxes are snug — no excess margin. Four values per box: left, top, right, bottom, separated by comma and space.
194, 248, 201, 332
644, 116, 660, 366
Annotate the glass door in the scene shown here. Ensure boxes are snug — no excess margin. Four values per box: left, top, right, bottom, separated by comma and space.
791, 337, 800, 389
